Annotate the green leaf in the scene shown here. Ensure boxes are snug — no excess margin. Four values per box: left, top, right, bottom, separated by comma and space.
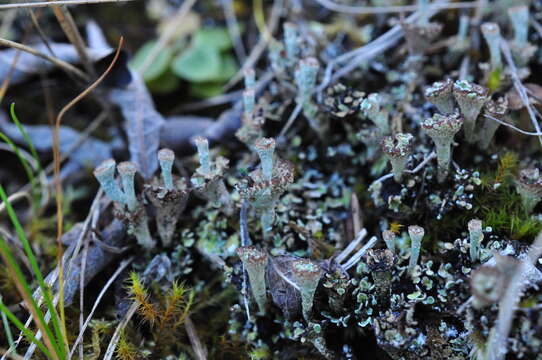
193, 27, 232, 51
147, 70, 180, 94
171, 45, 221, 82
213, 54, 238, 82
130, 41, 173, 82
189, 82, 225, 98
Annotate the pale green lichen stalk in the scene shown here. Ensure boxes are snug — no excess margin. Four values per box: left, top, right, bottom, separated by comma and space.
117, 162, 138, 212
382, 230, 396, 254
360, 93, 390, 135
93, 159, 124, 203
254, 138, 275, 182
453, 80, 488, 144
515, 168, 542, 213
481, 22, 502, 72
381, 133, 413, 182
468, 219, 483, 263
194, 136, 211, 175
425, 79, 456, 115
480, 97, 508, 150
157, 148, 175, 190
508, 6, 529, 47
291, 259, 323, 321
407, 225, 424, 276
422, 112, 463, 183
237, 246, 269, 314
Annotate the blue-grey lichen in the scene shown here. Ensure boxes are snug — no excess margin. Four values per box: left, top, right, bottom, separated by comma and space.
481, 22, 503, 72
515, 167, 542, 213
291, 258, 323, 321
480, 97, 508, 149
407, 225, 425, 276
381, 133, 414, 182
238, 140, 294, 239
468, 219, 483, 263
145, 149, 189, 246
425, 79, 456, 115
237, 246, 268, 314
422, 112, 463, 183
360, 93, 390, 135
452, 80, 488, 144
190, 136, 231, 211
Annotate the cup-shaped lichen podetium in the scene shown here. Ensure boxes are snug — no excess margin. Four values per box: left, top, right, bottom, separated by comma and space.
237, 246, 268, 314
480, 22, 502, 72
453, 80, 488, 143
480, 97, 508, 150
422, 112, 463, 183
470, 265, 504, 309
291, 258, 323, 321
190, 136, 232, 212
366, 249, 395, 304
515, 168, 542, 213
468, 219, 483, 263
145, 149, 190, 247
116, 161, 155, 249
382, 230, 396, 254
93, 158, 124, 204
401, 21, 443, 56
424, 79, 456, 115
237, 150, 295, 240
360, 93, 390, 135
407, 225, 424, 276
381, 133, 414, 183
507, 6, 536, 67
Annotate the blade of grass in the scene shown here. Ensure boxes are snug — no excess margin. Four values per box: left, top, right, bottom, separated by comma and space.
0, 301, 51, 359
0, 185, 66, 359
9, 104, 41, 173
0, 296, 14, 350
0, 235, 61, 359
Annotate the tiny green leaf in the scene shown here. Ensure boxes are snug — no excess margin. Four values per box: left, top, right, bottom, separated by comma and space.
130, 41, 173, 82
171, 45, 221, 82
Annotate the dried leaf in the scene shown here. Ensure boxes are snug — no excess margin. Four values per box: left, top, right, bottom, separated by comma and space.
108, 70, 165, 179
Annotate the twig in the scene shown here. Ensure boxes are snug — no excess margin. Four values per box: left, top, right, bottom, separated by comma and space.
373, 152, 436, 184
102, 302, 138, 360
239, 200, 252, 321
0, 37, 89, 81
184, 316, 208, 360
500, 40, 542, 147
68, 257, 133, 358
277, 103, 302, 139
484, 114, 542, 136
336, 229, 367, 264
0, 0, 133, 10
313, 0, 484, 14
51, 6, 95, 76
342, 236, 378, 271
486, 231, 542, 360
221, 0, 246, 63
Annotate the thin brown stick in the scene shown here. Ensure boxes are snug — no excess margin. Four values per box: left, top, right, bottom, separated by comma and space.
51, 36, 124, 355
0, 37, 89, 81
185, 316, 208, 360
0, 0, 133, 10
51, 5, 95, 76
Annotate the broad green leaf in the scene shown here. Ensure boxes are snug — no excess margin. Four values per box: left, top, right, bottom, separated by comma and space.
148, 71, 181, 93
213, 54, 238, 82
130, 41, 173, 82
190, 82, 224, 98
193, 27, 232, 51
171, 45, 221, 82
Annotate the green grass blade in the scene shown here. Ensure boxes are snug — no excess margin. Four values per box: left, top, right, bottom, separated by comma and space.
9, 103, 41, 169
0, 185, 66, 358
0, 300, 52, 359
0, 235, 61, 358
0, 295, 14, 348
